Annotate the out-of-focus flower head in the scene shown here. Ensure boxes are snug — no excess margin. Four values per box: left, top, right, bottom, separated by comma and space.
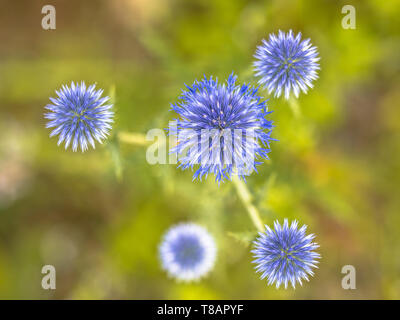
254, 30, 320, 100
159, 223, 217, 282
45, 81, 114, 152
0, 120, 35, 208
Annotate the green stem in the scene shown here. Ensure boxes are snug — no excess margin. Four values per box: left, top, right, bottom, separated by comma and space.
108, 131, 149, 182
288, 96, 301, 118
232, 175, 264, 232
117, 130, 265, 233
118, 131, 149, 146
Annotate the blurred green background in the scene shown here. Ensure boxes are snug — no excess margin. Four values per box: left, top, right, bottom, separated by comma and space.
0, 0, 399, 299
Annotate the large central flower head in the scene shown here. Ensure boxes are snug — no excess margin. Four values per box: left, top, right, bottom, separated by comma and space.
169, 74, 274, 183
252, 219, 321, 289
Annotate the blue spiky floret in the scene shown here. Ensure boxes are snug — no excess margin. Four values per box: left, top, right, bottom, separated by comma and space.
254, 30, 320, 100
45, 81, 113, 152
252, 219, 320, 289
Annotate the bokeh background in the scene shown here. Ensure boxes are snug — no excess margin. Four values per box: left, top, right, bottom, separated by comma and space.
0, 0, 399, 299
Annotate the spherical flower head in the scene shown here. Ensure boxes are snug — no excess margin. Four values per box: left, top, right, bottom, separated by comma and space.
44, 81, 114, 152
159, 223, 217, 282
254, 30, 320, 100
169, 73, 274, 183
252, 219, 320, 289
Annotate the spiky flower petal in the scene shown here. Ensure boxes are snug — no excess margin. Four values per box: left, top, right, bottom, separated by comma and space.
45, 81, 113, 152
169, 73, 274, 183
254, 30, 320, 100
159, 223, 217, 282
252, 219, 320, 289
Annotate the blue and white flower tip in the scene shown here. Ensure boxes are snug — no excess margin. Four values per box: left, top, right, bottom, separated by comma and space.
169, 73, 274, 183
45, 81, 114, 152
252, 219, 320, 289
254, 30, 320, 100
159, 223, 217, 282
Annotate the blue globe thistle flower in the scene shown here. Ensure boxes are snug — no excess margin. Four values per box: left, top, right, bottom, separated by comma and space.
254, 30, 320, 100
44, 81, 114, 152
159, 223, 217, 282
252, 219, 320, 289
169, 74, 274, 183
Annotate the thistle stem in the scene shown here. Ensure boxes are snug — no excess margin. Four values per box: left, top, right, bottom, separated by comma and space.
232, 175, 264, 232
117, 131, 149, 146
288, 97, 301, 118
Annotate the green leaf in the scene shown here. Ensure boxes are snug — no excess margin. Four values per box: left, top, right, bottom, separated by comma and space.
227, 231, 258, 247
107, 135, 123, 182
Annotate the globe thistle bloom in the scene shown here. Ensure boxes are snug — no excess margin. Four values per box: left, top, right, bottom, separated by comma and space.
44, 81, 113, 152
169, 74, 274, 183
252, 219, 320, 289
159, 223, 217, 282
254, 30, 320, 100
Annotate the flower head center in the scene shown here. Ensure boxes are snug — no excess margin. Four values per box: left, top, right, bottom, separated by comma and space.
211, 117, 228, 129
174, 237, 205, 267
280, 247, 294, 260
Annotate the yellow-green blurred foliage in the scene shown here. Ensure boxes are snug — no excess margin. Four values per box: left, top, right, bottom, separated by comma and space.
0, 0, 399, 299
